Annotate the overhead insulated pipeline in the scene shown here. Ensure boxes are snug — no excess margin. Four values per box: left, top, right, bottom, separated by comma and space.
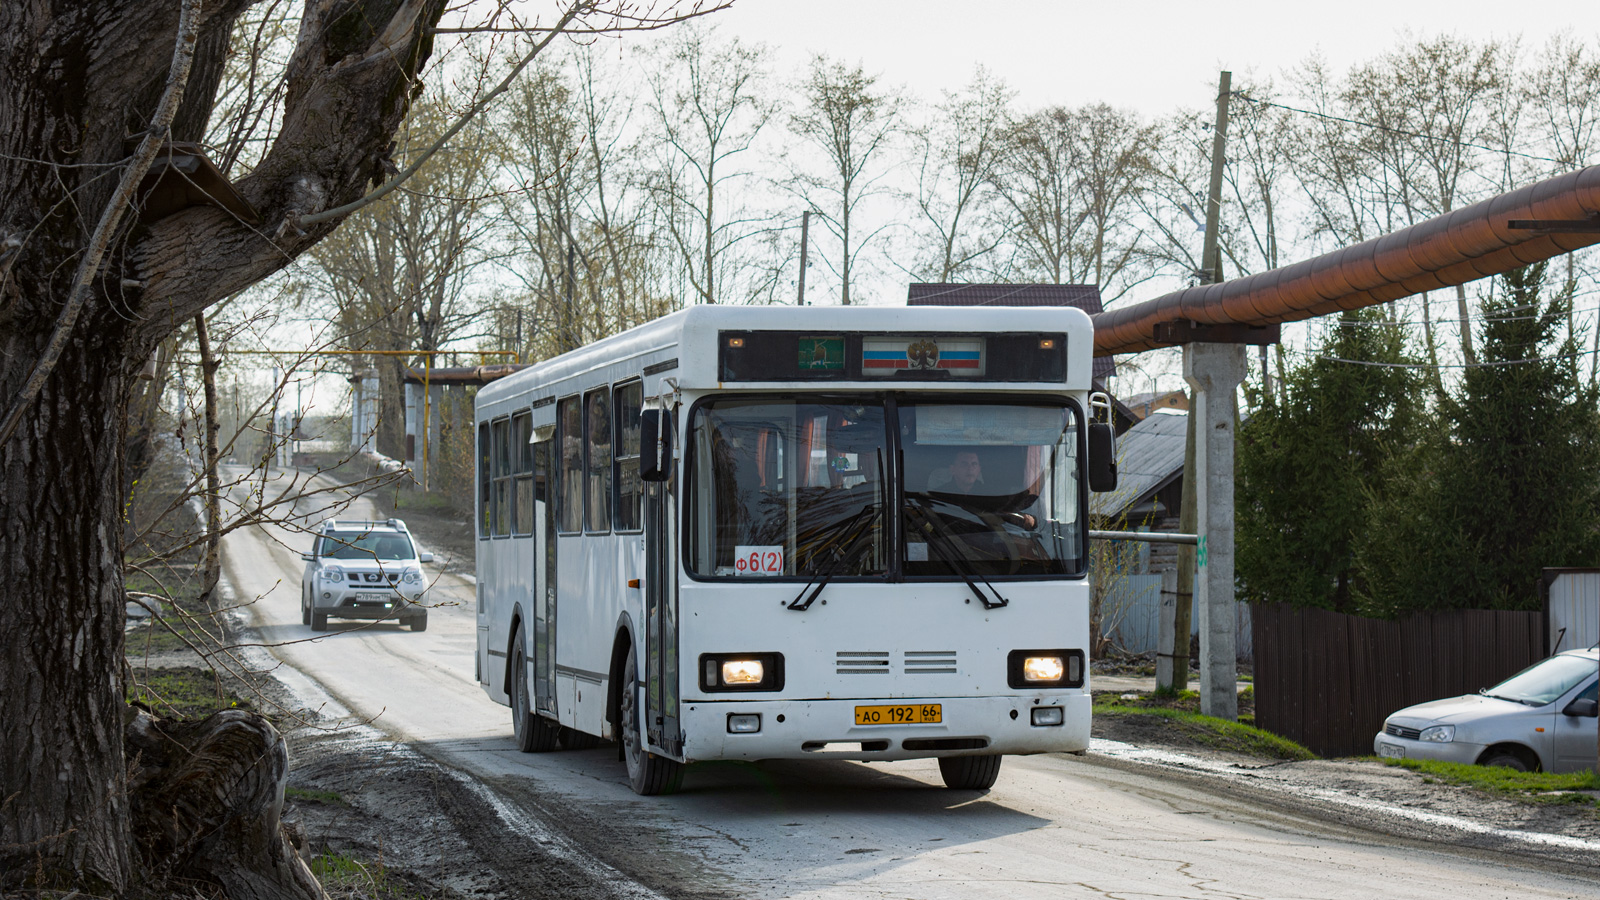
1092, 166, 1600, 356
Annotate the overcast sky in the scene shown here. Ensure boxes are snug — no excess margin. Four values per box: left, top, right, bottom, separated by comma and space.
714, 0, 1592, 115
699, 1, 1597, 392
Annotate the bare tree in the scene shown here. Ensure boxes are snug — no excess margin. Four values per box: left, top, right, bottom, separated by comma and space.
0, 2, 725, 894
788, 56, 901, 305
1524, 34, 1600, 381
906, 67, 1014, 282
1290, 37, 1514, 374
991, 103, 1158, 302
306, 90, 500, 457
646, 24, 776, 304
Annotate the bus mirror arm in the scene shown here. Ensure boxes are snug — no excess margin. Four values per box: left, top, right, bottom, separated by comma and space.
640, 409, 672, 482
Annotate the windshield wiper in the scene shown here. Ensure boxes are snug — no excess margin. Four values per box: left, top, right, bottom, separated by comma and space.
905, 495, 1008, 610
789, 503, 878, 611
1480, 690, 1540, 706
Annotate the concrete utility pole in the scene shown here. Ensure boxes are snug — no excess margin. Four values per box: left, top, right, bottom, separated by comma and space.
1161, 71, 1232, 697
1185, 70, 1241, 721
1184, 342, 1244, 721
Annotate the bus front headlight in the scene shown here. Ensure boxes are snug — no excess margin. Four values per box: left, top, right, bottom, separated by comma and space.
1023, 656, 1065, 682
699, 653, 785, 692
1007, 649, 1083, 688
722, 660, 764, 685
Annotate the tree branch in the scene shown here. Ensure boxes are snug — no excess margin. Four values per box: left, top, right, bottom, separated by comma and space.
0, 0, 203, 448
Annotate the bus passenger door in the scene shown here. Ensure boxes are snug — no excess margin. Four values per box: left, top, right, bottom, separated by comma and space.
534, 440, 557, 715
644, 424, 681, 755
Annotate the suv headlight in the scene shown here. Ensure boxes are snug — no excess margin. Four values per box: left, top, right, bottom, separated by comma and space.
321, 565, 344, 581
1419, 725, 1455, 743
402, 567, 422, 584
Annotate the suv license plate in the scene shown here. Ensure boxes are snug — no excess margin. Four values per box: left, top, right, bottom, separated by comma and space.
855, 704, 941, 725
357, 592, 392, 603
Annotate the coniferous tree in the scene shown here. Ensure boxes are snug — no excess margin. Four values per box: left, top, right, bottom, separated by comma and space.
1361, 263, 1600, 612
1236, 308, 1420, 611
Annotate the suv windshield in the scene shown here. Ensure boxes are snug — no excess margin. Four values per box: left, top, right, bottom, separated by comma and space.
1485, 655, 1596, 706
319, 531, 415, 561
686, 395, 1084, 580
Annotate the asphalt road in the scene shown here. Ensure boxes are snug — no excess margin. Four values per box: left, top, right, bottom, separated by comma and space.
221, 470, 1599, 900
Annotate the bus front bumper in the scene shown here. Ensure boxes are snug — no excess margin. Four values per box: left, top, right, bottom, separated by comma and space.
677, 693, 1091, 763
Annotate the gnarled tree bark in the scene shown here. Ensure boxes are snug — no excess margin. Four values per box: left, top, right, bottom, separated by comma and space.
0, 1, 449, 893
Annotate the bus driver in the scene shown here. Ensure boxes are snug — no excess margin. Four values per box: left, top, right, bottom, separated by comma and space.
930, 448, 1038, 529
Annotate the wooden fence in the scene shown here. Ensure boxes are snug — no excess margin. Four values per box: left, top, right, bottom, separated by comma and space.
1250, 603, 1544, 757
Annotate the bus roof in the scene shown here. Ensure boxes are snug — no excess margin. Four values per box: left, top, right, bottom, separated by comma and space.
477, 305, 1096, 406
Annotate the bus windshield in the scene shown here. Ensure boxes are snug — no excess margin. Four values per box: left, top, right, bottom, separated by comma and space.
688, 399, 889, 578
900, 401, 1081, 578
686, 396, 1084, 580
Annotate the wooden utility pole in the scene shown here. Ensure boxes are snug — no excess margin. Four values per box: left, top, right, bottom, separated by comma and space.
797, 210, 811, 305
1165, 71, 1232, 693
1200, 71, 1231, 283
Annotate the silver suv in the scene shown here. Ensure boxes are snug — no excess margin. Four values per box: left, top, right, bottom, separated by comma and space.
300, 519, 433, 632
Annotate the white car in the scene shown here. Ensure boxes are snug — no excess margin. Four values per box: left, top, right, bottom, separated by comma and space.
300, 518, 433, 632
1374, 648, 1598, 773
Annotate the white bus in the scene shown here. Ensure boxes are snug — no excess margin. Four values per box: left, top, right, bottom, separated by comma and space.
473, 305, 1115, 794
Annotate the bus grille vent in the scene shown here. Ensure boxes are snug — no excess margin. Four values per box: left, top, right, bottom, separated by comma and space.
904, 650, 958, 674
836, 651, 890, 675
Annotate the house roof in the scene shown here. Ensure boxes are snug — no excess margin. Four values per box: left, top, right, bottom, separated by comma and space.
907, 283, 1116, 384
1090, 410, 1187, 520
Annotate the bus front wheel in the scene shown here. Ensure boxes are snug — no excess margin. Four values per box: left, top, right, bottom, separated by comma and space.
622, 651, 684, 795
938, 754, 1002, 790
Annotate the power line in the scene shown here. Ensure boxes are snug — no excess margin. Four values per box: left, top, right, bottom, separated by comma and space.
1323, 297, 1600, 330
1231, 92, 1573, 167
1287, 345, 1599, 370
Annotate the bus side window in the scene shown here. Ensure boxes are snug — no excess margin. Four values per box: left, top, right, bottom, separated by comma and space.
556, 397, 582, 533
584, 388, 612, 533
492, 418, 512, 536
513, 410, 533, 536
613, 382, 643, 532
477, 421, 491, 538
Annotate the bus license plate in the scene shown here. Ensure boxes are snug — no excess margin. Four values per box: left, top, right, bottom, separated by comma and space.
855, 704, 941, 725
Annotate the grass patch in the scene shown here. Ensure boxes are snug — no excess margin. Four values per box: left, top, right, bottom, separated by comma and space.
389, 489, 459, 515
1382, 757, 1600, 805
1095, 702, 1315, 761
127, 666, 248, 720
312, 850, 424, 900
286, 786, 348, 806
124, 566, 224, 658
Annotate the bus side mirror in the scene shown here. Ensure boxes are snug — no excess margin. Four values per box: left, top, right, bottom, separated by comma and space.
1088, 422, 1117, 492
640, 409, 673, 482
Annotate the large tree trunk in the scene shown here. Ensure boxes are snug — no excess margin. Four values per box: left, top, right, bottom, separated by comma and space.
0, 1, 449, 892
0, 351, 134, 890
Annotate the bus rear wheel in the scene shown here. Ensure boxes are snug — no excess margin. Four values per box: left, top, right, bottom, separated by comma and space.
622, 651, 684, 795
512, 636, 559, 752
938, 754, 1002, 790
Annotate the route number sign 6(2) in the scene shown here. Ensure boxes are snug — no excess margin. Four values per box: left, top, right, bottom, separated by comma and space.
733, 545, 784, 576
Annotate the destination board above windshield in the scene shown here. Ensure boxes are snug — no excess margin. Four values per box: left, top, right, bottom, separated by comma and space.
718, 331, 1066, 382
